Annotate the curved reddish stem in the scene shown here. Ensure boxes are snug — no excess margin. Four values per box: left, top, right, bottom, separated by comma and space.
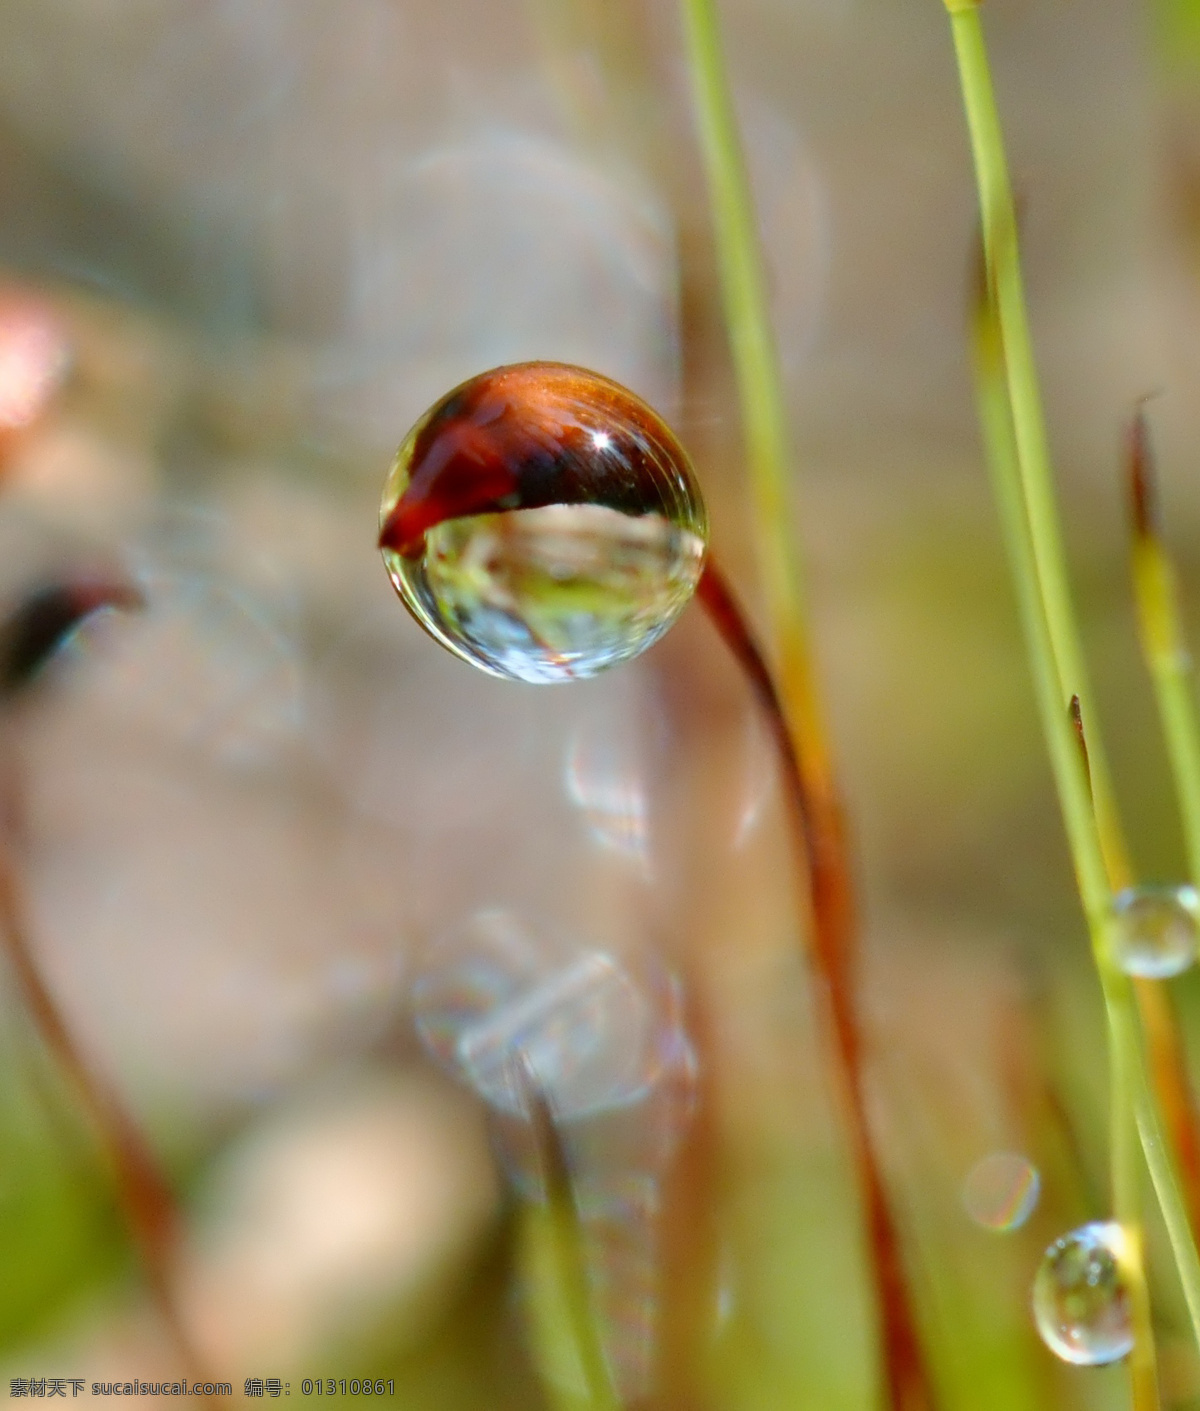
0, 580, 208, 1387
697, 558, 936, 1411
0, 847, 207, 1383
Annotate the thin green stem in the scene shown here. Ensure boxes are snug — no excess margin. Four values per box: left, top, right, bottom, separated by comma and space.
949, 4, 1129, 873
678, 0, 808, 659
1109, 996, 1159, 1408
515, 1063, 618, 1411
951, 0, 1200, 1278
954, 2, 1200, 1374
970, 274, 1166, 1394
1154, 653, 1200, 883
681, 3, 938, 1405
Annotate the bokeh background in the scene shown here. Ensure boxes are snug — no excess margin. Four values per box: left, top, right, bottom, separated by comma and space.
1, 0, 1200, 1406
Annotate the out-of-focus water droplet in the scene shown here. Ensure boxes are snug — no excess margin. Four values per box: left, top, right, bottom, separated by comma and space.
1111, 885, 1200, 978
1032, 1221, 1132, 1366
379, 363, 707, 683
577, 1172, 662, 1400
412, 909, 673, 1118
962, 1152, 1040, 1231
565, 718, 650, 873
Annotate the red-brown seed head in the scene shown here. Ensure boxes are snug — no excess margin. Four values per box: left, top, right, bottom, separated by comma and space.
378, 363, 702, 556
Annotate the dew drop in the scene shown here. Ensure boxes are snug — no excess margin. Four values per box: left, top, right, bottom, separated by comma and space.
962, 1152, 1040, 1231
1032, 1221, 1132, 1366
1111, 885, 1200, 978
411, 909, 673, 1118
379, 362, 707, 682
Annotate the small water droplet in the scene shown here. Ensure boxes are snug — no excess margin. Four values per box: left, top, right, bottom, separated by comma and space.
1032, 1221, 1132, 1365
411, 909, 672, 1118
379, 363, 707, 682
962, 1152, 1040, 1231
1111, 885, 1200, 978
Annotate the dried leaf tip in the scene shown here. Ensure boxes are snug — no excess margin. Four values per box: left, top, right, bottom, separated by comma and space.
1127, 401, 1162, 545
1069, 694, 1093, 790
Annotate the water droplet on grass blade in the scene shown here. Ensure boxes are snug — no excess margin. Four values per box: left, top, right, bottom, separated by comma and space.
1111, 885, 1200, 978
1032, 1221, 1132, 1365
379, 363, 707, 682
962, 1152, 1040, 1231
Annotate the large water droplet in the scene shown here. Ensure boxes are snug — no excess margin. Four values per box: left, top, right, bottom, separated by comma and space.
411, 909, 673, 1118
962, 1152, 1040, 1231
379, 363, 707, 683
1032, 1221, 1132, 1366
1111, 885, 1200, 978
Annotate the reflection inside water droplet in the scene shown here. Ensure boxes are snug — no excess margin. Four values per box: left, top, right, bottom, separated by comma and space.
412, 909, 675, 1118
962, 1152, 1040, 1231
391, 503, 704, 684
1111, 885, 1200, 979
1032, 1221, 1132, 1365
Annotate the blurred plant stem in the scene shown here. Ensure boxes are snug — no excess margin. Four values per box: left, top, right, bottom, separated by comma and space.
679, 2, 937, 1407
971, 287, 1164, 1397
951, 0, 1200, 1388
1123, 412, 1200, 1237
0, 581, 205, 1385
514, 1062, 619, 1411
0, 840, 204, 1381
1126, 411, 1200, 887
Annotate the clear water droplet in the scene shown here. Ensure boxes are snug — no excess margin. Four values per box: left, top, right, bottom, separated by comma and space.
379, 363, 707, 683
1111, 885, 1200, 978
1032, 1221, 1132, 1365
411, 909, 672, 1118
962, 1152, 1040, 1231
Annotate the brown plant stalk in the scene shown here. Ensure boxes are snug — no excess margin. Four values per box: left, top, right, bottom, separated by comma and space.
0, 581, 207, 1385
697, 558, 934, 1411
